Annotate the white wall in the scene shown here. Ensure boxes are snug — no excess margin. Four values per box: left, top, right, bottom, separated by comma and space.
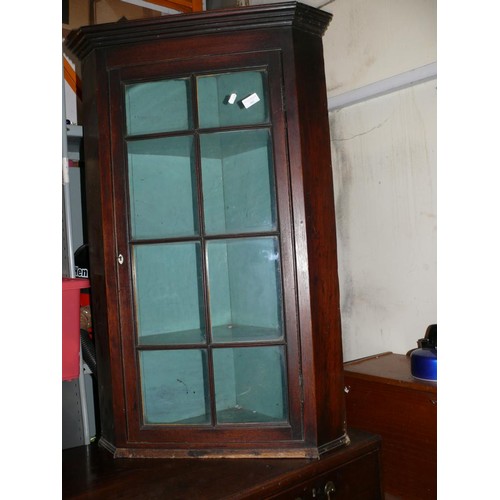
322, 0, 437, 360
323, 0, 436, 95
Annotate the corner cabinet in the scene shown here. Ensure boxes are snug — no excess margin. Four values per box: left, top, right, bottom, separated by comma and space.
65, 1, 347, 459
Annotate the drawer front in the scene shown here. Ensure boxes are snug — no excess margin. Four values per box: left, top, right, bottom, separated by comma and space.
269, 450, 382, 500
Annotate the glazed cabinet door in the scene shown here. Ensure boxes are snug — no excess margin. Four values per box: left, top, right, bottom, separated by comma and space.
108, 51, 305, 453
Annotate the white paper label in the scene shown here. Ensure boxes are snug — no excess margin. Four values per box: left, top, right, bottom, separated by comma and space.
242, 93, 260, 109
228, 93, 237, 104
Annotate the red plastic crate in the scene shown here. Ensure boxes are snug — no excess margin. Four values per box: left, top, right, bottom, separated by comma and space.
62, 277, 90, 381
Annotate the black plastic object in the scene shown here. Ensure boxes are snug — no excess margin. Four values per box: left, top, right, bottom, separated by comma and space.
80, 329, 97, 375
74, 244, 90, 279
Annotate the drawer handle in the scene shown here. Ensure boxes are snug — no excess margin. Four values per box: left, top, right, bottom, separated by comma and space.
324, 480, 336, 498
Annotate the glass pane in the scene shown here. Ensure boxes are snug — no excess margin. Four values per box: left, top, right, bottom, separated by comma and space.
128, 136, 198, 239
140, 349, 210, 424
201, 129, 276, 235
125, 78, 192, 135
197, 71, 269, 128
213, 346, 287, 423
134, 243, 206, 345
207, 237, 283, 343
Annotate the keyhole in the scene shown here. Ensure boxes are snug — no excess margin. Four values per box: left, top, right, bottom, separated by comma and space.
324, 481, 335, 499
118, 254, 124, 265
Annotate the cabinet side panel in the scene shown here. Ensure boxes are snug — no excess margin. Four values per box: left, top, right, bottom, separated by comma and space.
81, 51, 124, 446
288, 29, 346, 446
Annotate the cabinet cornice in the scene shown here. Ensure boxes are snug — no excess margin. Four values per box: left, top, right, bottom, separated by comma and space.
64, 2, 332, 61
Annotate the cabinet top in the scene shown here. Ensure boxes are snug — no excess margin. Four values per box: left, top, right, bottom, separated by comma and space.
344, 352, 437, 393
64, 1, 332, 61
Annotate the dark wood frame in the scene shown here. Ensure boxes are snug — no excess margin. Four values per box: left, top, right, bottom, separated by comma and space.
65, 1, 346, 459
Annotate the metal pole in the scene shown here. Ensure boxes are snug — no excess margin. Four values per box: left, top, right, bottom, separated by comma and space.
63, 64, 75, 278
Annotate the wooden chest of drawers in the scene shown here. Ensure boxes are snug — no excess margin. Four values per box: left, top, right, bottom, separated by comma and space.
344, 352, 437, 499
62, 429, 382, 499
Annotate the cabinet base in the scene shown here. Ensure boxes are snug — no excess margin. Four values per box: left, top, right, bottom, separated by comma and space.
98, 433, 351, 459
64, 429, 383, 499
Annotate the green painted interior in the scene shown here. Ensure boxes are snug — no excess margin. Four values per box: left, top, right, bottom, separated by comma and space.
128, 136, 198, 239
201, 129, 276, 235
140, 349, 210, 424
213, 346, 287, 423
125, 78, 192, 135
207, 237, 282, 339
197, 71, 268, 128
134, 242, 206, 344
126, 70, 287, 425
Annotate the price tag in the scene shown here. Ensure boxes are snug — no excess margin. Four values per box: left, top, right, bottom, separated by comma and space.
242, 93, 260, 109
